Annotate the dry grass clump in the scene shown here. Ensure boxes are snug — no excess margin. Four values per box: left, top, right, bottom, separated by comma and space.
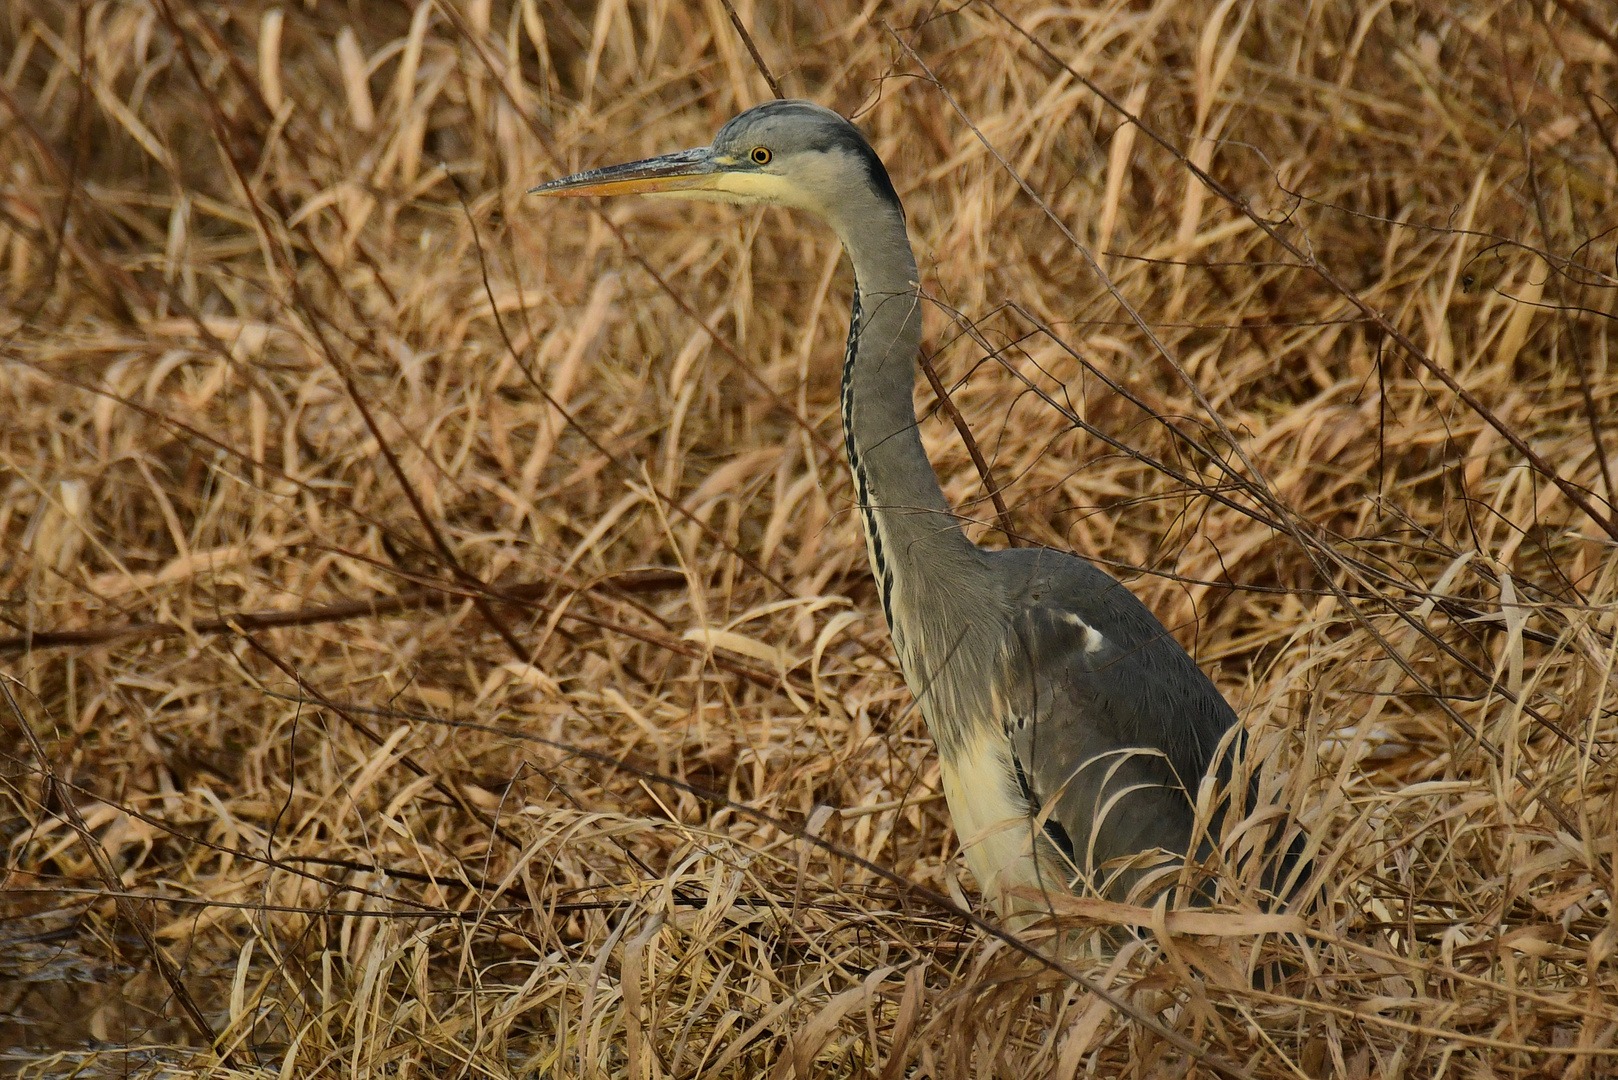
2, 0, 1616, 1076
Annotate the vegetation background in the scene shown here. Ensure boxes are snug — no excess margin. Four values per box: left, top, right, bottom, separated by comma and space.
2, 0, 1616, 1076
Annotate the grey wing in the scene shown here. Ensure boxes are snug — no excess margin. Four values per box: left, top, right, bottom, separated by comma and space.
995, 554, 1238, 896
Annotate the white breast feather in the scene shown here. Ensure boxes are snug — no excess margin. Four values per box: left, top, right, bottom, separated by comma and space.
940, 728, 1050, 916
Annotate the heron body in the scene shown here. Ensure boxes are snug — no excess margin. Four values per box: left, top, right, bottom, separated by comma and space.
534, 101, 1247, 915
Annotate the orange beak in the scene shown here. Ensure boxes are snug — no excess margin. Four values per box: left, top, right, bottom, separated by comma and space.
529, 147, 720, 198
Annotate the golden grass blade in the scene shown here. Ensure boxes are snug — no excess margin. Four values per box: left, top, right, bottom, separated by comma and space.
335, 26, 375, 132
257, 8, 283, 113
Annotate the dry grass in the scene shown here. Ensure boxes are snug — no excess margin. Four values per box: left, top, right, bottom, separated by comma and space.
2, 0, 1616, 1076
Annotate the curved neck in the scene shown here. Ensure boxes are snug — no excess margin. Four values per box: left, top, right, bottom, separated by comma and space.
828, 199, 979, 631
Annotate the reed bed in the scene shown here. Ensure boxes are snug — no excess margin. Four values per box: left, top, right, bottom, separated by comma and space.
2, 0, 1615, 1076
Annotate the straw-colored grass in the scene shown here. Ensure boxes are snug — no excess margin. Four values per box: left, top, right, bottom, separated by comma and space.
2, 0, 1616, 1076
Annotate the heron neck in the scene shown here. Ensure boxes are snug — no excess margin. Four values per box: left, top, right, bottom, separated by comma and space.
834, 207, 981, 629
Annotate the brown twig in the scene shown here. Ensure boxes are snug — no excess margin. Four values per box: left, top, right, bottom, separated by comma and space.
0, 572, 818, 699
983, 2, 1618, 545
1548, 0, 1618, 56
717, 0, 784, 99
155, 0, 534, 669
3, 677, 232, 1065
917, 350, 1021, 545
0, 571, 673, 654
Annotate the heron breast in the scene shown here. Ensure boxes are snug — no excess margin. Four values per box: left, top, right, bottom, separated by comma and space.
940, 728, 1056, 916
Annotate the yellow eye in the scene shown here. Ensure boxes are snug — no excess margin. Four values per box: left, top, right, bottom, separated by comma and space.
750, 146, 772, 165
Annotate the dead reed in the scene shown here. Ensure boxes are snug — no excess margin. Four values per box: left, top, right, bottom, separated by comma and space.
2, 0, 1616, 1077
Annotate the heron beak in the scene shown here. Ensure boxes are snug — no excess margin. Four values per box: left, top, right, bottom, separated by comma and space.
528, 147, 723, 198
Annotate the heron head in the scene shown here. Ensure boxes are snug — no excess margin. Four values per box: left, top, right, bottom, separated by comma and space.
530, 99, 903, 227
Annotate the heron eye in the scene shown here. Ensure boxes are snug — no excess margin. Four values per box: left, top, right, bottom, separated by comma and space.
750, 146, 772, 165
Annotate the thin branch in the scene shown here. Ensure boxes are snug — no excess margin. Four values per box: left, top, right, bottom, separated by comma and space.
983, 2, 1618, 545
3, 678, 232, 1065
0, 571, 676, 655
1549, 0, 1618, 56
718, 0, 784, 99
917, 349, 1020, 545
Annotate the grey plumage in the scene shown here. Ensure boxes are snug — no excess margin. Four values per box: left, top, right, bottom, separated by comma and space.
534, 100, 1288, 915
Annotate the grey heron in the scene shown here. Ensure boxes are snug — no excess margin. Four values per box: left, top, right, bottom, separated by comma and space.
533, 100, 1287, 916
